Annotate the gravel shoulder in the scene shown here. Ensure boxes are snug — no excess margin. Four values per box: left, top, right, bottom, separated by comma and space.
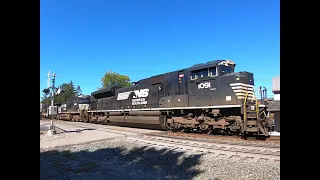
40, 120, 280, 180
40, 138, 280, 180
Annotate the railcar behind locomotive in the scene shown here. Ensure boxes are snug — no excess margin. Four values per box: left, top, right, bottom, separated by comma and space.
56, 95, 91, 121
54, 60, 272, 138
41, 96, 91, 120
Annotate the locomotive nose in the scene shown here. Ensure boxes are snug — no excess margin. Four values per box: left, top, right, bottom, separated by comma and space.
229, 72, 255, 101
235, 72, 254, 85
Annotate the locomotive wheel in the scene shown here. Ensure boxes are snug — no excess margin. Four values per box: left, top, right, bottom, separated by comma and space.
201, 128, 213, 134
83, 116, 89, 123
180, 128, 192, 133
200, 124, 212, 134
160, 115, 172, 130
172, 122, 183, 132
241, 132, 247, 140
256, 136, 267, 141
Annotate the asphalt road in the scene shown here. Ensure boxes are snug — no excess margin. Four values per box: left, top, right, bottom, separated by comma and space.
40, 125, 49, 131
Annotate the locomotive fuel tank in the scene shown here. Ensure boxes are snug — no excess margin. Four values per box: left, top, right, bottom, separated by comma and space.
108, 115, 163, 130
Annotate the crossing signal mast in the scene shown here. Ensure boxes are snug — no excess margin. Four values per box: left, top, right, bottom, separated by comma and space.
45, 70, 61, 117
45, 70, 61, 134
49, 71, 56, 106
47, 70, 60, 116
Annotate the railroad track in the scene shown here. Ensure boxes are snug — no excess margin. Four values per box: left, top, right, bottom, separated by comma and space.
46, 120, 280, 161
165, 132, 280, 144
147, 133, 279, 148
44, 119, 279, 140
49, 119, 279, 147
127, 135, 280, 161
54, 120, 279, 144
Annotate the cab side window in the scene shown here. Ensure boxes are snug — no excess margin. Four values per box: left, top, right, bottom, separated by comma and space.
190, 66, 217, 80
209, 67, 217, 76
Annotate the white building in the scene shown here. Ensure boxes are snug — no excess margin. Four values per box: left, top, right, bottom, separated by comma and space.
270, 76, 280, 134
272, 76, 280, 101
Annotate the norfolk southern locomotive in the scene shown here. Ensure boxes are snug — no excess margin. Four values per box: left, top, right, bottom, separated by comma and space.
44, 60, 272, 138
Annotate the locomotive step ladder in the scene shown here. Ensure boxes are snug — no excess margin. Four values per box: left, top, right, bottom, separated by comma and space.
242, 92, 269, 136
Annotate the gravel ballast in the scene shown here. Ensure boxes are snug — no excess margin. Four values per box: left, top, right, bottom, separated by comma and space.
40, 138, 280, 180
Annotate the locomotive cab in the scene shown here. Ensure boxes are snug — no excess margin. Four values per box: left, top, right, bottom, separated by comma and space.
77, 96, 91, 111
217, 60, 235, 76
188, 59, 254, 106
58, 95, 91, 113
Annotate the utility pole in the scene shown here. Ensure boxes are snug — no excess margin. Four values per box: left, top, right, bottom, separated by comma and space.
51, 73, 56, 106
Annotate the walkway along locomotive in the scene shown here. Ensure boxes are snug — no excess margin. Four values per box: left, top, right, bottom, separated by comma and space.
53, 60, 272, 138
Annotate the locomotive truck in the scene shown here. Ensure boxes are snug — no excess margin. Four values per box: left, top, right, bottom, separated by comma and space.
45, 60, 272, 139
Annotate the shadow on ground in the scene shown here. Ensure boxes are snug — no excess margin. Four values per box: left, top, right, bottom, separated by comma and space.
40, 145, 204, 180
54, 126, 96, 134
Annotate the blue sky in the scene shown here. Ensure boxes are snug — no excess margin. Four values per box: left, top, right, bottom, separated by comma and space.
40, 0, 279, 100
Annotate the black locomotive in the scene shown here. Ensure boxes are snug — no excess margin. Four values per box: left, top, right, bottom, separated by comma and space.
52, 60, 272, 138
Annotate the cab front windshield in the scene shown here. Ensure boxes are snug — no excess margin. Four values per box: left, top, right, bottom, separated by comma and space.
219, 65, 234, 75
77, 97, 90, 104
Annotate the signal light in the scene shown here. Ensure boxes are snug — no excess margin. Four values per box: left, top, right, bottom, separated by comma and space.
42, 88, 50, 95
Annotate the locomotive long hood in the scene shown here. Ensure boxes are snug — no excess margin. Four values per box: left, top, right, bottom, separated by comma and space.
91, 86, 120, 99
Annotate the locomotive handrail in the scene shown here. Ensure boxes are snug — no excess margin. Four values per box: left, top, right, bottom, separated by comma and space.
255, 96, 259, 120
242, 91, 249, 133
243, 91, 249, 121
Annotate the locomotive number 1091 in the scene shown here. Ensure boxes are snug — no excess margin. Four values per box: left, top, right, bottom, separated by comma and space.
198, 82, 211, 89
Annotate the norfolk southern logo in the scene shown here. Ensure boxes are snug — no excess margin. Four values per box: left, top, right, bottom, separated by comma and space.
133, 89, 149, 98
116, 88, 149, 106
117, 88, 149, 100
132, 89, 149, 105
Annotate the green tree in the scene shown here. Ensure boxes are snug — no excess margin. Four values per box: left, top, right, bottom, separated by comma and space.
41, 88, 52, 105
41, 96, 51, 105
101, 70, 131, 88
41, 81, 81, 105
54, 81, 77, 104
76, 85, 82, 96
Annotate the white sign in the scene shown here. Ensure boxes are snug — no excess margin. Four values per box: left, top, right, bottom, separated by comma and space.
198, 82, 211, 89
48, 106, 57, 116
117, 88, 150, 101
132, 98, 147, 105
133, 89, 149, 98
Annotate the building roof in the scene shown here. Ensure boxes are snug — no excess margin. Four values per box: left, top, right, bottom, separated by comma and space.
267, 101, 280, 112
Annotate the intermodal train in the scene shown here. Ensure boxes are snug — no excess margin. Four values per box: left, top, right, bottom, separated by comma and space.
40, 60, 273, 139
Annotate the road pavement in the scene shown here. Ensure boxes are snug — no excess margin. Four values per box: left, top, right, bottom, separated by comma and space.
40, 121, 163, 149
40, 125, 49, 131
